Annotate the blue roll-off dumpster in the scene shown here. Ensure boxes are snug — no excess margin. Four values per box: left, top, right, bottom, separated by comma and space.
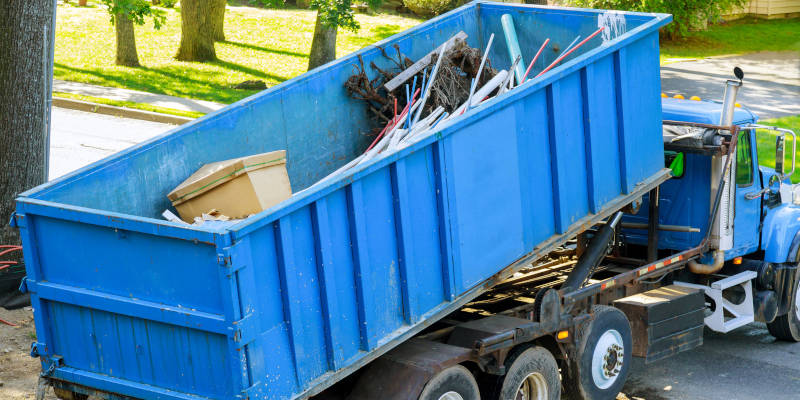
14, 2, 671, 399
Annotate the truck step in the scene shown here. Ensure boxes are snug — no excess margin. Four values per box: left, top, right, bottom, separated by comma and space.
614, 285, 705, 363
675, 270, 757, 333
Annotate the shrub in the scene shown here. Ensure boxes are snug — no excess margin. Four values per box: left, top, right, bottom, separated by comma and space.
566, 0, 748, 39
160, 0, 177, 7
403, 0, 460, 18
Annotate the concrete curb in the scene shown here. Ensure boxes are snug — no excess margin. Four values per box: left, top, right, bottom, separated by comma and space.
52, 97, 194, 125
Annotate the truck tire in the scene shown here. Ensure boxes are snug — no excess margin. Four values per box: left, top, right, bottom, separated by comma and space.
488, 345, 560, 400
564, 306, 632, 400
767, 275, 800, 341
418, 365, 481, 400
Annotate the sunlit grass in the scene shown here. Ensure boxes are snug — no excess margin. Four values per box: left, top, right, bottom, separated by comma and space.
55, 3, 421, 104
660, 17, 800, 62
755, 115, 800, 182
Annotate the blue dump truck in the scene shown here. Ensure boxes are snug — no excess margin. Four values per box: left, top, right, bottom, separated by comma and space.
12, 2, 800, 400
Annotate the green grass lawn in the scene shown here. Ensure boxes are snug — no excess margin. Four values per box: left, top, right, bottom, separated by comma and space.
55, 3, 421, 104
660, 17, 800, 62
756, 115, 800, 182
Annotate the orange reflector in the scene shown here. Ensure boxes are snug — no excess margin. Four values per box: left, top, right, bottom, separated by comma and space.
673, 94, 684, 99
735, 102, 742, 108
690, 96, 701, 101
733, 257, 742, 265
557, 330, 569, 340
661, 93, 667, 98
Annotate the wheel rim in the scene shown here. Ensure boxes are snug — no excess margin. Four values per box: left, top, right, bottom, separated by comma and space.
591, 329, 624, 390
438, 391, 464, 400
514, 371, 549, 400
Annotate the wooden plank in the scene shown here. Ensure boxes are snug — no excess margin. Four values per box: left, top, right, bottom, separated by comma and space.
383, 31, 468, 92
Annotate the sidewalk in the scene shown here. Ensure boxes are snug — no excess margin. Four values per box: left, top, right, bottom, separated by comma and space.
53, 80, 227, 114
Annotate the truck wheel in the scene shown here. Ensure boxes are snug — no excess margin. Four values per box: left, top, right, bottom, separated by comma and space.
767, 275, 800, 341
490, 345, 560, 400
564, 306, 632, 400
418, 365, 481, 400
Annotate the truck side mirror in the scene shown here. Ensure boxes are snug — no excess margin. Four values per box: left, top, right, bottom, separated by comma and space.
776, 135, 785, 176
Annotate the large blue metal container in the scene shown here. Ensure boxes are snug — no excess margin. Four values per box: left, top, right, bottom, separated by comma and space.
15, 2, 670, 399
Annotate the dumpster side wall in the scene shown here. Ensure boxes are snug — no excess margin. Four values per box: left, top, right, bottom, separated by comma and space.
16, 207, 240, 399
234, 29, 667, 399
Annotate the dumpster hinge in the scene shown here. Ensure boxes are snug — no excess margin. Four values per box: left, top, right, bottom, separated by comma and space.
236, 381, 264, 400
8, 212, 18, 228
30, 341, 46, 358
231, 312, 258, 348
238, 380, 263, 399
218, 241, 248, 275
19, 277, 29, 294
40, 355, 63, 377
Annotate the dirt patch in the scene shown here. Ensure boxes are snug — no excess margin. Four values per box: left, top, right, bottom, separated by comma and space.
0, 307, 56, 400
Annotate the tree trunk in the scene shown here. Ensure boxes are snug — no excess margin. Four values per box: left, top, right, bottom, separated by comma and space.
0, 0, 56, 247
176, 0, 216, 61
115, 12, 140, 67
210, 0, 226, 42
308, 12, 337, 70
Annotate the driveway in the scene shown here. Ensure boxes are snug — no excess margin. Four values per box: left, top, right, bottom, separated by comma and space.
661, 51, 800, 120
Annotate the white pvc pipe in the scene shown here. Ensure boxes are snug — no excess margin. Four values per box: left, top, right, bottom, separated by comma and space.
466, 34, 494, 114
448, 69, 509, 119
412, 42, 449, 127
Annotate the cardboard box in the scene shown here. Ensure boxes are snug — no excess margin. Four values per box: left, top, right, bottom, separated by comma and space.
167, 150, 291, 223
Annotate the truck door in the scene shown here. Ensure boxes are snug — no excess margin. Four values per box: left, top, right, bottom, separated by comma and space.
733, 129, 760, 256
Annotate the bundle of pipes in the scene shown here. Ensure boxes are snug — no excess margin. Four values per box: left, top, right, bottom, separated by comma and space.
318, 13, 616, 189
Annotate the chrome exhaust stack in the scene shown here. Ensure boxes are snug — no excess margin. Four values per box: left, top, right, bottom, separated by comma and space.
711, 67, 744, 253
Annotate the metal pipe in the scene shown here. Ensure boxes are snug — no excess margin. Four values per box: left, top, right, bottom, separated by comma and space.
688, 249, 725, 274
620, 222, 700, 233
647, 186, 660, 262
562, 212, 623, 292
719, 79, 742, 127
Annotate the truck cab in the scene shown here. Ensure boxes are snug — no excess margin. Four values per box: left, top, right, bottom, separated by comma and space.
627, 93, 800, 338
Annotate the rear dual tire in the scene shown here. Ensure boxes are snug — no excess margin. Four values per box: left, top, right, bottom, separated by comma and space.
418, 365, 481, 400
492, 346, 561, 400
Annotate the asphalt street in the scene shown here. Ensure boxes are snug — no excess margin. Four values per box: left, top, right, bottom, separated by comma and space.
621, 323, 800, 400
49, 106, 174, 179
661, 51, 800, 120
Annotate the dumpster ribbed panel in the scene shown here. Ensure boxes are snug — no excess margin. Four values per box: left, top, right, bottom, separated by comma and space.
47, 302, 233, 398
